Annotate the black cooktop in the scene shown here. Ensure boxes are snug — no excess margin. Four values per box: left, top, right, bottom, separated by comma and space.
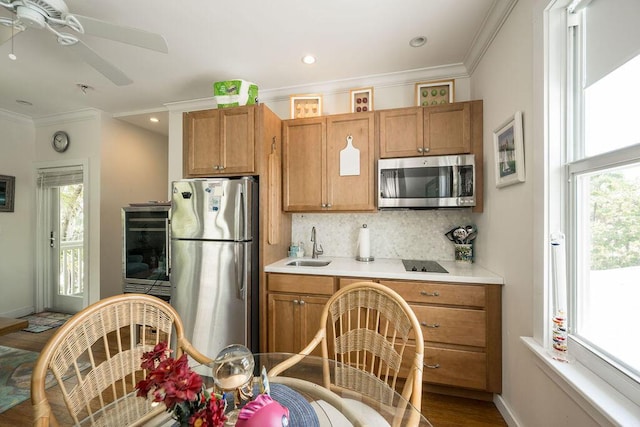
402, 259, 448, 274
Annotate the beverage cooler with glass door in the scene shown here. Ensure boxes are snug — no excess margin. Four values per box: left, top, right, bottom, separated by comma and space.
121, 205, 171, 301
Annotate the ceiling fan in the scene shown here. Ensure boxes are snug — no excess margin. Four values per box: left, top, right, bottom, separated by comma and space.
0, 0, 168, 85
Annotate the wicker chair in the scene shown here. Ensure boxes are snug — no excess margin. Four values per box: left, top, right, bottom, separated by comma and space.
268, 281, 425, 426
30, 293, 212, 427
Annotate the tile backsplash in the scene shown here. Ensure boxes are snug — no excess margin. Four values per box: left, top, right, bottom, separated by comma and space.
291, 210, 474, 261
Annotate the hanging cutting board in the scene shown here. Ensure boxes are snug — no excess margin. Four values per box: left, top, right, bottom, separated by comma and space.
340, 135, 360, 176
267, 140, 280, 245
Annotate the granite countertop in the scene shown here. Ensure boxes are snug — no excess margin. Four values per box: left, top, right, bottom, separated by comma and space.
265, 256, 503, 285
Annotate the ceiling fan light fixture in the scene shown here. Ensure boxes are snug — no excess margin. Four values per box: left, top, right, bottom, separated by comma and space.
409, 36, 427, 48
16, 6, 46, 29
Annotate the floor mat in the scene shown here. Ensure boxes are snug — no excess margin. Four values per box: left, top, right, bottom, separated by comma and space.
0, 345, 89, 414
20, 311, 72, 333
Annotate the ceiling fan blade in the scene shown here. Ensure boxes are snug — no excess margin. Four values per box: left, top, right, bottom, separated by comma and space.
67, 40, 133, 86
72, 14, 168, 54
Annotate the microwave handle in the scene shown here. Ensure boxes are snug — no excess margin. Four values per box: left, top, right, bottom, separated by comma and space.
452, 165, 459, 198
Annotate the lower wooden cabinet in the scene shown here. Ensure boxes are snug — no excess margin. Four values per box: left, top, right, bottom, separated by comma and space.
266, 273, 502, 398
380, 279, 502, 396
266, 273, 335, 357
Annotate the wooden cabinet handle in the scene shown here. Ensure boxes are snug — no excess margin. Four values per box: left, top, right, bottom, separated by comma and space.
420, 290, 440, 297
424, 363, 440, 369
420, 322, 440, 328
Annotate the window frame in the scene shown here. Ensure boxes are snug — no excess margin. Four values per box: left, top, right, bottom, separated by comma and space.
561, 3, 640, 407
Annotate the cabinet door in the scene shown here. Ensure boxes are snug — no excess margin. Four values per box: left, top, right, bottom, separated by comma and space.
267, 293, 300, 353
423, 102, 471, 155
183, 109, 221, 176
326, 112, 376, 211
378, 107, 423, 158
283, 117, 326, 211
220, 106, 255, 174
299, 295, 331, 357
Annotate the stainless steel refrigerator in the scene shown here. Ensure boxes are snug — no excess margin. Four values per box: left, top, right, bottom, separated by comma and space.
170, 177, 258, 358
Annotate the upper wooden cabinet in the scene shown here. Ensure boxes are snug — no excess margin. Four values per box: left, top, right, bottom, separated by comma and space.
183, 105, 255, 176
282, 112, 376, 212
378, 101, 476, 158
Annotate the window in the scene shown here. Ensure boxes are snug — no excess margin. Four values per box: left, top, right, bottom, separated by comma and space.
561, 0, 640, 404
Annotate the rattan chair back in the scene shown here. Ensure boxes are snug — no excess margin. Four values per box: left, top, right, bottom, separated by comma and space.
30, 293, 212, 427
321, 282, 424, 409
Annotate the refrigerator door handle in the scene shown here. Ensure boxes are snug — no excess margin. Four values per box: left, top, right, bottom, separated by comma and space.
235, 242, 246, 300
234, 183, 245, 241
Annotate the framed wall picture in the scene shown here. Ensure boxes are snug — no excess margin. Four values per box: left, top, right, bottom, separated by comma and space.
290, 94, 323, 119
415, 79, 455, 106
349, 87, 373, 112
493, 111, 525, 188
0, 175, 15, 212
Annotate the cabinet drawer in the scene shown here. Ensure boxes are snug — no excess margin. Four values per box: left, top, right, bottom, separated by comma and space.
338, 277, 379, 288
423, 346, 487, 390
267, 273, 335, 295
411, 305, 486, 347
380, 280, 485, 307
400, 345, 486, 390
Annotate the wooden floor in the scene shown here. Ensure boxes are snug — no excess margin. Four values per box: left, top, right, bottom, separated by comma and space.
0, 328, 507, 426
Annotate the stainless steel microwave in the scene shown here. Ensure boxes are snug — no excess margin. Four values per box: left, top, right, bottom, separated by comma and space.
378, 154, 476, 209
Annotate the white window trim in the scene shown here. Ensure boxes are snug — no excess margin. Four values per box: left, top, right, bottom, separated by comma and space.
522, 337, 640, 426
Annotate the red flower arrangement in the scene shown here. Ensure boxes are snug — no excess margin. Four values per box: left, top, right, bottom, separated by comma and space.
136, 342, 227, 427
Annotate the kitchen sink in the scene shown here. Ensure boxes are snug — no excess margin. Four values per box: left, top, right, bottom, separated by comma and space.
286, 259, 332, 267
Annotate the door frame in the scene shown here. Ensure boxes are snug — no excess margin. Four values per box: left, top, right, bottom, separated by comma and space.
34, 158, 90, 313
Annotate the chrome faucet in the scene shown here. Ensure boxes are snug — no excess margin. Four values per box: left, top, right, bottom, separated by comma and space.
311, 226, 324, 258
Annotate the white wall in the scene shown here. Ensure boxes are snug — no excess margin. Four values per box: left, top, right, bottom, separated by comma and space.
472, 1, 600, 425
0, 108, 168, 316
0, 112, 36, 317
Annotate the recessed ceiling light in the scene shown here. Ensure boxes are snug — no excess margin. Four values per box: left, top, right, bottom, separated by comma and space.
16, 99, 32, 106
409, 36, 427, 48
302, 55, 316, 65
150, 117, 159, 123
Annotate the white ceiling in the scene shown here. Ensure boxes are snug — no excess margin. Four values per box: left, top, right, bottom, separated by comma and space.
0, 0, 514, 136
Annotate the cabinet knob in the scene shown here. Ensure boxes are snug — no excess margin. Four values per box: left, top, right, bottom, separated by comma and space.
213, 165, 220, 170
219, 165, 225, 170
326, 203, 332, 208
424, 363, 440, 369
417, 147, 424, 153
420, 321, 440, 328
299, 300, 305, 305
420, 290, 440, 297
424, 147, 430, 153
293, 299, 299, 304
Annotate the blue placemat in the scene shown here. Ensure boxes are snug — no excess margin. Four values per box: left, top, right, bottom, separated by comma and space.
227, 383, 320, 427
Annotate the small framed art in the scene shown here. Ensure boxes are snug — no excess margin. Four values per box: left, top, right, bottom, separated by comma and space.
0, 174, 15, 213
415, 80, 455, 106
350, 87, 373, 113
290, 94, 323, 119
493, 111, 525, 188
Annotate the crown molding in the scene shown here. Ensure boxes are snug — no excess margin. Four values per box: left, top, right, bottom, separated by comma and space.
33, 108, 101, 127
166, 63, 470, 111
0, 108, 33, 125
464, 0, 519, 74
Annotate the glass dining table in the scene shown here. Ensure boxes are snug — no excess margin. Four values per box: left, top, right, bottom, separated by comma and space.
153, 352, 433, 427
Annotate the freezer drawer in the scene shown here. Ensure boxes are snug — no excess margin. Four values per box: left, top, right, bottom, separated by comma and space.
171, 239, 251, 358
